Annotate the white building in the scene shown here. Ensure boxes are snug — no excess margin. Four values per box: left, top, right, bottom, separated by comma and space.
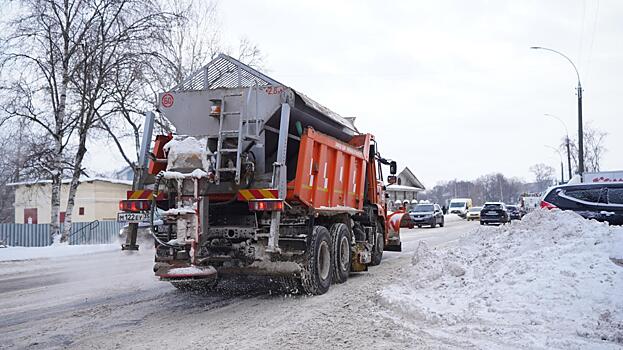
387, 167, 425, 209
10, 178, 131, 224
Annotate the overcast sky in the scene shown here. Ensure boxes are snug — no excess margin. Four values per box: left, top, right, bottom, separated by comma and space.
87, 0, 622, 188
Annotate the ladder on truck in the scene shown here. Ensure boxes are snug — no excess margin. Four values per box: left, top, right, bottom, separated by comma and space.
213, 86, 261, 184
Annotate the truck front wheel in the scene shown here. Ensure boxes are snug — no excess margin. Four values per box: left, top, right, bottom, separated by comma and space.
330, 223, 351, 284
300, 226, 333, 295
370, 226, 384, 266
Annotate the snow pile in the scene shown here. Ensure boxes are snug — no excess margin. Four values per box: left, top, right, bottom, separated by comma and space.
167, 265, 216, 276
0, 244, 118, 262
379, 209, 623, 349
164, 136, 212, 172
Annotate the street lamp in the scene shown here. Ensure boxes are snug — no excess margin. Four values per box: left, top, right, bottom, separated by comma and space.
531, 46, 584, 175
544, 113, 572, 180
544, 145, 565, 184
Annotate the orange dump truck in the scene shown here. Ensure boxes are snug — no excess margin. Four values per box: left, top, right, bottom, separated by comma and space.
118, 54, 408, 295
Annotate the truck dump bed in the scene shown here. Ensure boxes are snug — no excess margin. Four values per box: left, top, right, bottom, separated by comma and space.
289, 129, 372, 211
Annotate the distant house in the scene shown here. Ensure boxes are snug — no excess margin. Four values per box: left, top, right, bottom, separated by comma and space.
9, 178, 132, 224
387, 167, 425, 208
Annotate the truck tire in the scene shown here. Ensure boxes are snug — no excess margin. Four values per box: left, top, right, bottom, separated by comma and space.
300, 225, 333, 295
370, 225, 384, 266
330, 223, 351, 284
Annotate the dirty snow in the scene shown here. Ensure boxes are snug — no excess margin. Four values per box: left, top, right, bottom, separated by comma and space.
162, 169, 209, 180
0, 243, 118, 262
167, 265, 216, 275
164, 136, 211, 171
162, 206, 195, 215
379, 209, 623, 349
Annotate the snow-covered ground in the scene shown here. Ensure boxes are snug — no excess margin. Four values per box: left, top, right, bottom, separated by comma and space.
379, 209, 623, 349
0, 243, 118, 262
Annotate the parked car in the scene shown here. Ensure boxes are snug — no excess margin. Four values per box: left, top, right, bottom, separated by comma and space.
506, 205, 522, 220
409, 203, 445, 228
540, 182, 623, 225
448, 198, 473, 218
480, 202, 510, 225
466, 206, 482, 221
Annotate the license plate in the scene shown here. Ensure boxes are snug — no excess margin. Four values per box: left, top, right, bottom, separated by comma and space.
487, 211, 497, 215
117, 212, 147, 223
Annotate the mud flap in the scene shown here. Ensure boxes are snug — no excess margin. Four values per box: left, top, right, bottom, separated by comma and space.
155, 264, 218, 282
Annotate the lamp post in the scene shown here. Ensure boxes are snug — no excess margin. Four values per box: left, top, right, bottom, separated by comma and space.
544, 113, 572, 180
531, 46, 584, 175
545, 145, 565, 184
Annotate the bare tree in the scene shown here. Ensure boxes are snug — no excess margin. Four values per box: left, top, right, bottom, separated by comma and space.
1, 0, 172, 241
102, 0, 266, 185
61, 1, 173, 240
0, 119, 61, 223
564, 125, 607, 173
530, 163, 555, 191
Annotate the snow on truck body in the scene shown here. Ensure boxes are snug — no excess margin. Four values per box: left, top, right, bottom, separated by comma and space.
121, 54, 406, 295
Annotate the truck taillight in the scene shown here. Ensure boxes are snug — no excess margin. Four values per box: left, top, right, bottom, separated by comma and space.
248, 200, 284, 212
540, 200, 557, 210
119, 200, 151, 212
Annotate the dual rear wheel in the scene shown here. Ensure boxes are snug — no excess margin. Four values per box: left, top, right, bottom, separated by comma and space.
300, 223, 355, 295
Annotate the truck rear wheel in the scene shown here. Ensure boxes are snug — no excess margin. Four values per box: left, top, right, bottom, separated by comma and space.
330, 223, 351, 284
300, 225, 333, 295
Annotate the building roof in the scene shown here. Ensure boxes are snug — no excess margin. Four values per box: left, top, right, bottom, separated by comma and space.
7, 177, 133, 187
386, 184, 423, 192
398, 167, 425, 190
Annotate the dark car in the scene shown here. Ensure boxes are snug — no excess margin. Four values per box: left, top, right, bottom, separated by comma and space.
409, 203, 445, 228
541, 182, 623, 225
506, 205, 522, 220
480, 202, 510, 225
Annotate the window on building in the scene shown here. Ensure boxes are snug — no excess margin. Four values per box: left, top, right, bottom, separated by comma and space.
23, 208, 38, 224
79, 207, 85, 215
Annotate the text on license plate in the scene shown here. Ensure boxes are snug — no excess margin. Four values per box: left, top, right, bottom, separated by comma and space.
117, 212, 147, 222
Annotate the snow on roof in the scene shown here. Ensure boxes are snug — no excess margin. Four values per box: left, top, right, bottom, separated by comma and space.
398, 167, 425, 190
7, 177, 133, 187
387, 184, 424, 192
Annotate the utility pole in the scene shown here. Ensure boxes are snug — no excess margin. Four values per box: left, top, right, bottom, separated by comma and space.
532, 47, 584, 176
577, 83, 584, 175
122, 111, 155, 251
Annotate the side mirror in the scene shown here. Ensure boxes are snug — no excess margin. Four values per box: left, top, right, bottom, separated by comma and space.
387, 175, 397, 185
390, 161, 397, 175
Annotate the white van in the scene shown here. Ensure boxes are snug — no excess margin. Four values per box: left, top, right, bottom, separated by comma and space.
448, 198, 473, 218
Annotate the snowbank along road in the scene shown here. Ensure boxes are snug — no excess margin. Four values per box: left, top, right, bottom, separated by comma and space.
2, 212, 620, 349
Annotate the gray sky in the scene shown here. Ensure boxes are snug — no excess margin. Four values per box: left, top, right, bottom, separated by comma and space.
87, 0, 622, 188
218, 0, 622, 187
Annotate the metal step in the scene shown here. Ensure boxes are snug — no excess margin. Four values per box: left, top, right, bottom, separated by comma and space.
220, 148, 238, 153
218, 168, 237, 172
